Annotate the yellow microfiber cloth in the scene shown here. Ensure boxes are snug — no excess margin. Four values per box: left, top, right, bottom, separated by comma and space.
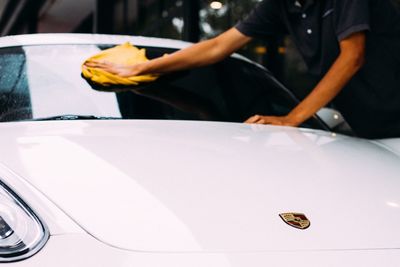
82, 42, 159, 86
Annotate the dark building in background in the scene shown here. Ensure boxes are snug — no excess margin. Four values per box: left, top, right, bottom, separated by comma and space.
1, 0, 399, 99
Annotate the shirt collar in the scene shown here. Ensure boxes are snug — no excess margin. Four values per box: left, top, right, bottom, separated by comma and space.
286, 0, 315, 13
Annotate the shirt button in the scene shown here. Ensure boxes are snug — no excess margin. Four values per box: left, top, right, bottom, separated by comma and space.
307, 29, 313, 34
302, 13, 307, 19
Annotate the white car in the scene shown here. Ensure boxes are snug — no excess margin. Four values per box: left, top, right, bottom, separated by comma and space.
0, 34, 399, 266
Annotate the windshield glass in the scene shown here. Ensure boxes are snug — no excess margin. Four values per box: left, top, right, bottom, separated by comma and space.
0, 45, 121, 121
0, 44, 325, 130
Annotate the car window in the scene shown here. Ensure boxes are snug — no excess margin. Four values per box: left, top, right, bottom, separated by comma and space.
0, 47, 31, 121
0, 44, 327, 131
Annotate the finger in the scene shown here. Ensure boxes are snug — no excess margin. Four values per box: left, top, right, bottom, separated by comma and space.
254, 119, 267, 124
245, 115, 261, 124
254, 117, 274, 125
85, 60, 112, 68
84, 62, 106, 68
84, 61, 99, 68
87, 59, 107, 64
84, 63, 119, 75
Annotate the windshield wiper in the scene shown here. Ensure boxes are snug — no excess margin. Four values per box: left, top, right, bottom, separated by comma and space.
27, 115, 122, 121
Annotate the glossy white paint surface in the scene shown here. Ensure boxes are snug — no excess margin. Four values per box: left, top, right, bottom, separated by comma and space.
9, 234, 400, 267
0, 163, 83, 236
375, 139, 400, 156
0, 33, 193, 50
0, 120, 399, 254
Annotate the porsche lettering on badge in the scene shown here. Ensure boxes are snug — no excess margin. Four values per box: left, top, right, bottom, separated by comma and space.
279, 213, 310, 230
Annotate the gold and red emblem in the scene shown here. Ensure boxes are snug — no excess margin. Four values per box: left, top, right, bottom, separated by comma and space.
279, 213, 310, 230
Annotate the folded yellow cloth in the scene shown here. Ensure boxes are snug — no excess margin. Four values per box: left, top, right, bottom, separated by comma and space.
82, 42, 159, 86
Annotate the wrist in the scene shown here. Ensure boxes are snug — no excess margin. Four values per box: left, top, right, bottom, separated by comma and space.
134, 63, 148, 76
285, 112, 306, 126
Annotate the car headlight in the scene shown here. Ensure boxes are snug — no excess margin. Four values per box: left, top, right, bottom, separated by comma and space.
0, 180, 49, 262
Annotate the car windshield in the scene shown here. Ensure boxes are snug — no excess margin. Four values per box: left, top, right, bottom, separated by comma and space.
0, 44, 326, 130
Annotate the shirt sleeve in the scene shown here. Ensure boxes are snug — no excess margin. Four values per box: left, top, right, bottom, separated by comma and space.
235, 0, 286, 39
334, 0, 371, 41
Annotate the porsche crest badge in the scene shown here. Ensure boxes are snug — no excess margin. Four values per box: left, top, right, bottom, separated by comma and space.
279, 213, 310, 230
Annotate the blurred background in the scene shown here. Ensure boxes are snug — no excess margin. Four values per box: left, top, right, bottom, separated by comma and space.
0, 0, 399, 99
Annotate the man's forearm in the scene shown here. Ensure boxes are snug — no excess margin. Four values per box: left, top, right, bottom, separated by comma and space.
84, 28, 251, 78
287, 33, 366, 125
138, 38, 222, 75
138, 28, 251, 75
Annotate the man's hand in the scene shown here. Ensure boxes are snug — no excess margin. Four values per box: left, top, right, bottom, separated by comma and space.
245, 115, 301, 127
84, 60, 143, 77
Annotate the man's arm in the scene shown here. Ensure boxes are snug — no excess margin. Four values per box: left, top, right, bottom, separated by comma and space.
246, 32, 366, 126
85, 28, 252, 77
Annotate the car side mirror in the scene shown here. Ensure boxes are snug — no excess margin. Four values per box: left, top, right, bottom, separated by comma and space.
316, 107, 354, 135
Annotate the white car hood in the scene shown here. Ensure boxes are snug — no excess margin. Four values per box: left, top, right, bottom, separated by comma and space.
0, 120, 400, 253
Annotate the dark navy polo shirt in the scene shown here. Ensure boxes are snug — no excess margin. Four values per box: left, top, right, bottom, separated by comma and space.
236, 0, 400, 138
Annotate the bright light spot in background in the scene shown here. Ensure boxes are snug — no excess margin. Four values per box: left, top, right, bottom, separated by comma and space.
333, 114, 340, 120
210, 1, 223, 9
387, 202, 399, 208
175, 0, 183, 7
172, 17, 184, 33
